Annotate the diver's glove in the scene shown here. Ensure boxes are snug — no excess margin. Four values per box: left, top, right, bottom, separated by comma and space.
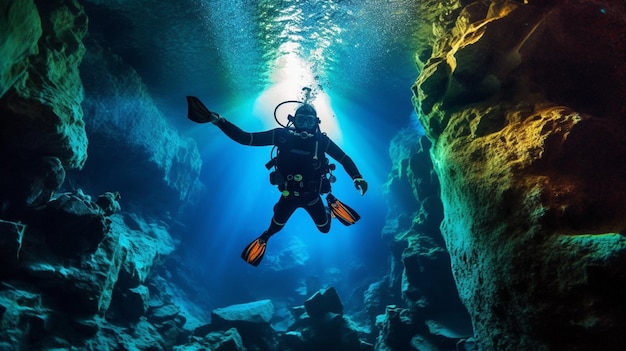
210, 113, 224, 125
353, 178, 368, 195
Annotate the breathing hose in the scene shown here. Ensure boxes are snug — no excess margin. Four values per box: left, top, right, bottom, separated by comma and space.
273, 100, 302, 127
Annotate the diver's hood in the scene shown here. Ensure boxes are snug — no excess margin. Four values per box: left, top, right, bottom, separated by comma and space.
295, 104, 317, 117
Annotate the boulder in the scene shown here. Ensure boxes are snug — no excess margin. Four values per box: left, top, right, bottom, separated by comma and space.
0, 156, 66, 218
0, 285, 47, 349
96, 191, 121, 216
374, 305, 414, 351
206, 328, 245, 351
21, 231, 124, 315
149, 304, 182, 324
304, 287, 343, 318
34, 190, 109, 257
100, 214, 176, 319
195, 299, 276, 351
211, 299, 275, 328
176, 328, 244, 351
115, 213, 176, 289
283, 288, 365, 351
146, 303, 189, 347
106, 284, 150, 322
4, 206, 176, 318
363, 279, 394, 320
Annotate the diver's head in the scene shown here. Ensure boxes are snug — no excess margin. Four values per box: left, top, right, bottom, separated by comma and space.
292, 104, 319, 131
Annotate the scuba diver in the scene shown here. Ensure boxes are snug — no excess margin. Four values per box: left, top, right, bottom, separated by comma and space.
186, 88, 368, 266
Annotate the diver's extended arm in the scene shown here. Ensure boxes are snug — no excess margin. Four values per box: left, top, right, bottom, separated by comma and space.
214, 119, 278, 146
186, 95, 277, 146
324, 137, 368, 195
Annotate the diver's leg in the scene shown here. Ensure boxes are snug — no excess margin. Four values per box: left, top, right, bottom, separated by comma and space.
242, 196, 298, 266
262, 196, 298, 240
304, 195, 331, 233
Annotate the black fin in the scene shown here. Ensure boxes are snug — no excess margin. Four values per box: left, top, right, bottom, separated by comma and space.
186, 96, 216, 123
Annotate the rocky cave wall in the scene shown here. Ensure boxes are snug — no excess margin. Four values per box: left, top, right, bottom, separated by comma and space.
376, 127, 474, 351
0, 0, 206, 349
411, 0, 626, 350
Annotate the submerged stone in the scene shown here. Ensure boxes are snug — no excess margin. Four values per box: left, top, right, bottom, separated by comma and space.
211, 299, 275, 326
304, 286, 343, 318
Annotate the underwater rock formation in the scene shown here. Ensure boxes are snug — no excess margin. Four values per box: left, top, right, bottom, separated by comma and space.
378, 128, 473, 350
0, 188, 178, 349
0, 0, 41, 98
173, 287, 369, 351
0, 1, 204, 349
412, 0, 626, 350
281, 287, 369, 351
78, 40, 203, 216
1, 0, 202, 219
1, 0, 88, 217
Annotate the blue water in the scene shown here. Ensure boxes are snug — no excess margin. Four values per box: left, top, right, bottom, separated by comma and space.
91, 0, 426, 313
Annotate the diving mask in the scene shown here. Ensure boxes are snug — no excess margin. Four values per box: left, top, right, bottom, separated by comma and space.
294, 114, 318, 129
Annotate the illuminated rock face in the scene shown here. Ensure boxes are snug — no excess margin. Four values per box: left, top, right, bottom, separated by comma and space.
0, 0, 88, 170
0, 1, 202, 218
413, 1, 626, 350
0, 0, 88, 217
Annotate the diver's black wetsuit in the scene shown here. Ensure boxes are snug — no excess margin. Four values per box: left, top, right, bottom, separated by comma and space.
215, 119, 363, 237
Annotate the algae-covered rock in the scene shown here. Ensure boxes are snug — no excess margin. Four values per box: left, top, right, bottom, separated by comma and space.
0, 0, 41, 98
412, 1, 626, 350
0, 0, 88, 170
0, 0, 89, 220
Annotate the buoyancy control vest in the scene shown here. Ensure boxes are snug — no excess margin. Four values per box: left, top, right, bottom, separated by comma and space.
266, 128, 335, 197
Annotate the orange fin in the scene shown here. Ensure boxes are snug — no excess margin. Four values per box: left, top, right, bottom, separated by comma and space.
327, 194, 361, 226
241, 237, 267, 266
